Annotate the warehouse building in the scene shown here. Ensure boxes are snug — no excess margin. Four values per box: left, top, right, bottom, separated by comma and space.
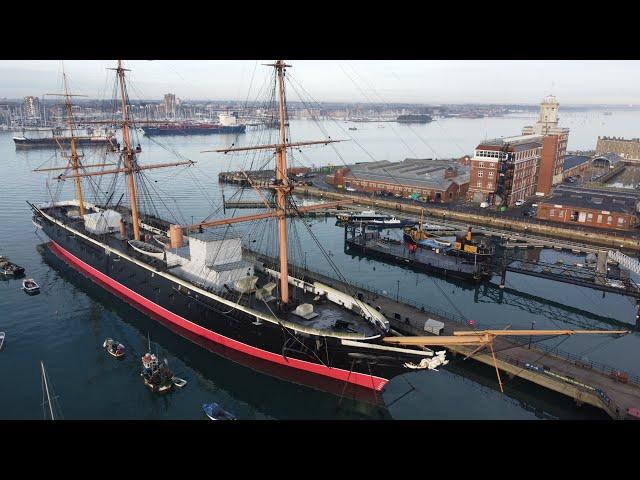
535, 186, 639, 231
563, 155, 592, 179
326, 158, 470, 203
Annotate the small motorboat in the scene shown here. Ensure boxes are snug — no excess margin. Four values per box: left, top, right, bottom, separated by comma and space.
128, 240, 165, 259
203, 403, 236, 421
172, 377, 187, 388
22, 278, 40, 295
103, 338, 126, 358
0, 256, 25, 277
0, 332, 5, 350
141, 353, 174, 393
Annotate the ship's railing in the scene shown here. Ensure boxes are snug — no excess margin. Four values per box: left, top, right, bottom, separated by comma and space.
344, 279, 640, 387
494, 350, 626, 419
250, 250, 640, 388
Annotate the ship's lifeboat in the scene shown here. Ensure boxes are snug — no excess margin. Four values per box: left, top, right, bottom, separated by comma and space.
128, 240, 165, 259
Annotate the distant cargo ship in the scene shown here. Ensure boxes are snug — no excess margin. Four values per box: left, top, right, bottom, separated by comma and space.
14, 134, 116, 149
396, 114, 433, 123
142, 113, 246, 136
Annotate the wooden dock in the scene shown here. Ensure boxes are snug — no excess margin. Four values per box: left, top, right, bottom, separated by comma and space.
247, 250, 640, 419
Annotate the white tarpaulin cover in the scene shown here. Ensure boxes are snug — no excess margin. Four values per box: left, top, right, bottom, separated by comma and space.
84, 210, 122, 234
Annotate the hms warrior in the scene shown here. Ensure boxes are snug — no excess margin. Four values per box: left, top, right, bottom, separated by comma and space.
31, 60, 447, 397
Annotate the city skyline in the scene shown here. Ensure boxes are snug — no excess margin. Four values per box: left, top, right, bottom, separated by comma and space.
0, 60, 639, 105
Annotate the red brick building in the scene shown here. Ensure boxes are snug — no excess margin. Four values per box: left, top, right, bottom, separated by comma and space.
468, 135, 542, 206
325, 158, 470, 203
522, 95, 570, 193
562, 155, 592, 179
536, 187, 638, 231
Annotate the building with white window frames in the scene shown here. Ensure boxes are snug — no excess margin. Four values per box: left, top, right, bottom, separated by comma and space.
468, 135, 543, 206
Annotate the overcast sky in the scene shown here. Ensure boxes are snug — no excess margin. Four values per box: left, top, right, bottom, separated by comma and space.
0, 60, 638, 105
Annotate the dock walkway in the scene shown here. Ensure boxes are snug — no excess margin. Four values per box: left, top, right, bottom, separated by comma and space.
248, 251, 640, 419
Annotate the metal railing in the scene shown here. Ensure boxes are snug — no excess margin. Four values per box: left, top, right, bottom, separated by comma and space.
346, 277, 640, 387
496, 351, 626, 419
306, 186, 640, 242
252, 248, 640, 409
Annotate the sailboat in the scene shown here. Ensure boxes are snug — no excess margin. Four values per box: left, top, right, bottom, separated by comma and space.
30, 60, 447, 397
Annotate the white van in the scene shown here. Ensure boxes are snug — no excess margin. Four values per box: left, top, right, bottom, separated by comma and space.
480, 202, 489, 208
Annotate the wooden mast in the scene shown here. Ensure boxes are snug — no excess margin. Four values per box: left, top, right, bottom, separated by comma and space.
40, 62, 195, 225
201, 60, 348, 306
116, 60, 141, 241
45, 69, 89, 216
62, 72, 86, 217
274, 60, 291, 305
40, 361, 55, 421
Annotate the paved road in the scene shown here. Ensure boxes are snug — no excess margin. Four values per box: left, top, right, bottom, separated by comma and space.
305, 177, 640, 241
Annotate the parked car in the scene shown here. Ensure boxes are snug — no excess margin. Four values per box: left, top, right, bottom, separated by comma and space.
480, 202, 489, 208
515, 199, 525, 206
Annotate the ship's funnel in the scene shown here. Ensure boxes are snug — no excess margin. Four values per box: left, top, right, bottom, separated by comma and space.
119, 219, 126, 239
169, 224, 184, 249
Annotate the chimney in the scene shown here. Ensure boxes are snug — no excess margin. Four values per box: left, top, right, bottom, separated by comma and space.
169, 224, 184, 249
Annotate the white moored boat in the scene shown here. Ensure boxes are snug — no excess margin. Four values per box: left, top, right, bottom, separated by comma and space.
22, 278, 40, 295
172, 377, 187, 388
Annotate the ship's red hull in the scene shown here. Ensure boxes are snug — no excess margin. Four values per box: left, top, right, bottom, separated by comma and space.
48, 240, 388, 392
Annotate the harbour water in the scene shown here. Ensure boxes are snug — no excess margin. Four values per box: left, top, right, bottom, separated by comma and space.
1, 110, 638, 419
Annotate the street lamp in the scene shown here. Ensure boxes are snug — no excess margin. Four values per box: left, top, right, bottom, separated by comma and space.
528, 321, 536, 349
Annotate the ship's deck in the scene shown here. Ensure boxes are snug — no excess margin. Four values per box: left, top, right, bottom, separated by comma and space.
41, 204, 380, 338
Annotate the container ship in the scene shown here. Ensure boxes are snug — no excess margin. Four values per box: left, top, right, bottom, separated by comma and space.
142, 113, 246, 136
31, 60, 447, 398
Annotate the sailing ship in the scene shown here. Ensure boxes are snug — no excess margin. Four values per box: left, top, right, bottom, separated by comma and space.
30, 60, 446, 397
